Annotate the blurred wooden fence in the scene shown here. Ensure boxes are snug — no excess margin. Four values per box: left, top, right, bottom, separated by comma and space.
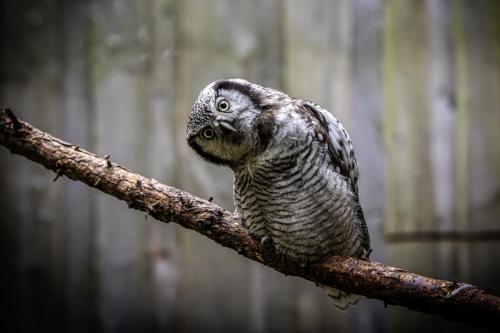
1, 0, 499, 332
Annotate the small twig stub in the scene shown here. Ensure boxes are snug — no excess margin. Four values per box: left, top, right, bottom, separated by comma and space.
4, 109, 21, 129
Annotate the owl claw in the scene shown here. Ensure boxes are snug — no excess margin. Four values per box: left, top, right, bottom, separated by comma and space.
260, 235, 275, 251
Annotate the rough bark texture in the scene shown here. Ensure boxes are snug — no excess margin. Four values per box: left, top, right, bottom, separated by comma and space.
0, 109, 499, 330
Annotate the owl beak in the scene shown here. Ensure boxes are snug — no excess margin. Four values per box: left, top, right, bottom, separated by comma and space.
215, 120, 237, 132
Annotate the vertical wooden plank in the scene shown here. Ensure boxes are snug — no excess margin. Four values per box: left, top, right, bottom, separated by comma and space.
460, 0, 500, 230
352, 0, 385, 230
58, 1, 99, 331
450, 0, 472, 287
427, 0, 457, 232
452, 0, 469, 233
382, 1, 449, 331
89, 0, 157, 331
284, 0, 354, 123
382, 0, 433, 235
0, 3, 25, 332
1, 0, 65, 331
351, 0, 386, 332
140, 0, 179, 331
381, 0, 398, 235
426, 1, 460, 321
459, 0, 500, 295
2, 1, 64, 331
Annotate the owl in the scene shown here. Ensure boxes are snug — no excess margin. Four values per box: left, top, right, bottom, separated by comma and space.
186, 78, 371, 309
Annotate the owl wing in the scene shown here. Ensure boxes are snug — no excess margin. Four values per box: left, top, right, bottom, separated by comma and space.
300, 100, 371, 259
300, 100, 360, 194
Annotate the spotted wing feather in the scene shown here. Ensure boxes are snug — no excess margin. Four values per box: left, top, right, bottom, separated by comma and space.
301, 101, 360, 194
300, 100, 370, 259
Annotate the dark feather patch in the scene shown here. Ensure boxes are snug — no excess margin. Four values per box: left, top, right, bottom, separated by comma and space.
301, 103, 352, 181
255, 109, 275, 150
214, 80, 263, 107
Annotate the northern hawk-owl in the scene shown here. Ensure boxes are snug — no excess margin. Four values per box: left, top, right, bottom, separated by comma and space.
186, 79, 371, 309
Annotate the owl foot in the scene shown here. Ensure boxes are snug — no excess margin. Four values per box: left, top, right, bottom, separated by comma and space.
260, 235, 275, 251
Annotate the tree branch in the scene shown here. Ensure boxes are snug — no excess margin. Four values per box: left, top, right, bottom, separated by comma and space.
0, 109, 498, 329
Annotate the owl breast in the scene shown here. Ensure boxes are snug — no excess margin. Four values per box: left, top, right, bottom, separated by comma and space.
233, 117, 364, 262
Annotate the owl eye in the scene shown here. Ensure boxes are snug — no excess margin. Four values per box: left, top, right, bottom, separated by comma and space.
201, 128, 215, 140
217, 99, 230, 112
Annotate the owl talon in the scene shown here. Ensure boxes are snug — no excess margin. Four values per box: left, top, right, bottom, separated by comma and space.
261, 235, 275, 251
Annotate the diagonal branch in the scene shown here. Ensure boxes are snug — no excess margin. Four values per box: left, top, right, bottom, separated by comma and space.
0, 109, 499, 329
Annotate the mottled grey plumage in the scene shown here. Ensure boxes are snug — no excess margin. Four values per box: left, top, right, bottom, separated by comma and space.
186, 78, 371, 309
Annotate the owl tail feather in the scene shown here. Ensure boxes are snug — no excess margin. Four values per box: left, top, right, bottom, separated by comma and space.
320, 284, 361, 311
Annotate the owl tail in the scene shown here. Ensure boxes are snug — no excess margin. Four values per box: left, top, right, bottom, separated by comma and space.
320, 284, 361, 311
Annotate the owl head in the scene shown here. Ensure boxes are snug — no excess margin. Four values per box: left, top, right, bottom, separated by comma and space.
186, 79, 276, 168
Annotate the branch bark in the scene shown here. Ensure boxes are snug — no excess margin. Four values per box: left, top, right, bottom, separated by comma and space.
0, 109, 498, 330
